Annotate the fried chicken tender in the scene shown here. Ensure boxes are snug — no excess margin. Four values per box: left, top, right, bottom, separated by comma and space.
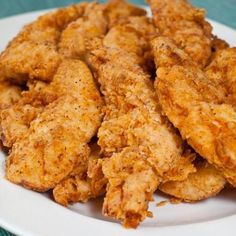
53, 142, 106, 206
148, 0, 213, 67
152, 36, 236, 186
59, 0, 146, 60
159, 159, 226, 201
88, 17, 195, 227
59, 2, 108, 59
104, 0, 146, 28
0, 3, 88, 83
102, 147, 160, 228
5, 59, 103, 191
0, 81, 22, 110
0, 80, 56, 147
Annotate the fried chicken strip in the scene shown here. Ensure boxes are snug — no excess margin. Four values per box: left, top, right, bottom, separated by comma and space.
152, 36, 236, 186
148, 0, 213, 67
0, 3, 88, 83
59, 2, 108, 59
104, 0, 146, 28
159, 159, 226, 201
52, 1, 147, 204
88, 17, 195, 227
5, 59, 103, 191
53, 142, 106, 206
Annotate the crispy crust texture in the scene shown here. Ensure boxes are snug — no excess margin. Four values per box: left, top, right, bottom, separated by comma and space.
5, 60, 103, 191
152, 36, 236, 186
148, 0, 213, 67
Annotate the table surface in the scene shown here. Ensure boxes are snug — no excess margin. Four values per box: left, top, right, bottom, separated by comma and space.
0, 0, 236, 235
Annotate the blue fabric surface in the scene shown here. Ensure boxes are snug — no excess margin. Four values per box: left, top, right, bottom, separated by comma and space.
0, 0, 235, 235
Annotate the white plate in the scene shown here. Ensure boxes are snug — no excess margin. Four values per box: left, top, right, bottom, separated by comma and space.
0, 6, 236, 236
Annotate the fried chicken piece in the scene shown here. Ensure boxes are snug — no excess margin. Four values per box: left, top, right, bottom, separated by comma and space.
53, 142, 107, 206
205, 48, 236, 104
159, 159, 226, 202
59, 2, 108, 59
148, 0, 212, 67
5, 59, 103, 191
104, 0, 146, 28
102, 147, 160, 228
59, 0, 147, 61
0, 81, 22, 110
152, 36, 236, 186
0, 3, 88, 83
88, 17, 195, 227
103, 16, 157, 72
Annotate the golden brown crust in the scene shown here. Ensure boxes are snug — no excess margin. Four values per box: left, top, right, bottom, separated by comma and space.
159, 160, 226, 201
5, 60, 104, 191
0, 3, 88, 83
59, 2, 108, 59
148, 0, 213, 67
104, 0, 146, 28
88, 17, 195, 227
0, 81, 22, 110
53, 143, 107, 205
152, 36, 236, 186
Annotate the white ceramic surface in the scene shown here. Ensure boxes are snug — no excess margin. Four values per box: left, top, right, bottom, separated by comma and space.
0, 7, 236, 236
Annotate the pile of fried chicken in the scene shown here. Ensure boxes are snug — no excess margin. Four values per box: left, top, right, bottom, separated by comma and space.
0, 0, 235, 228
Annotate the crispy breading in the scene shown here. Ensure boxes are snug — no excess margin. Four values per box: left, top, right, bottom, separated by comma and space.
104, 0, 146, 28
0, 81, 22, 110
53, 143, 106, 205
205, 48, 236, 104
0, 3, 88, 83
211, 36, 229, 53
152, 36, 236, 186
159, 160, 226, 201
5, 60, 103, 191
59, 2, 108, 59
88, 17, 195, 227
148, 0, 212, 67
102, 147, 159, 228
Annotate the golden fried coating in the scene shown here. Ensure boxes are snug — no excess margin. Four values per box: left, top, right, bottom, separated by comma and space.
211, 36, 229, 53
159, 160, 226, 201
205, 48, 236, 104
53, 143, 106, 206
148, 0, 212, 67
0, 3, 88, 83
104, 0, 146, 28
88, 17, 195, 227
59, 2, 108, 59
102, 147, 159, 228
5, 60, 103, 191
152, 36, 236, 186
0, 81, 22, 110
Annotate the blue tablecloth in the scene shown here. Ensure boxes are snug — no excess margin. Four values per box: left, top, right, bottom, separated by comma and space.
0, 0, 235, 235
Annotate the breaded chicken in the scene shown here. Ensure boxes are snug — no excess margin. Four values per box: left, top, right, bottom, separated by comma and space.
159, 159, 226, 201
59, 0, 146, 60
152, 36, 236, 186
0, 80, 55, 147
104, 0, 146, 28
59, 2, 108, 59
0, 3, 88, 83
148, 0, 212, 67
88, 17, 195, 227
5, 60, 103, 191
53, 142, 107, 206
211, 36, 229, 53
0, 81, 22, 110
